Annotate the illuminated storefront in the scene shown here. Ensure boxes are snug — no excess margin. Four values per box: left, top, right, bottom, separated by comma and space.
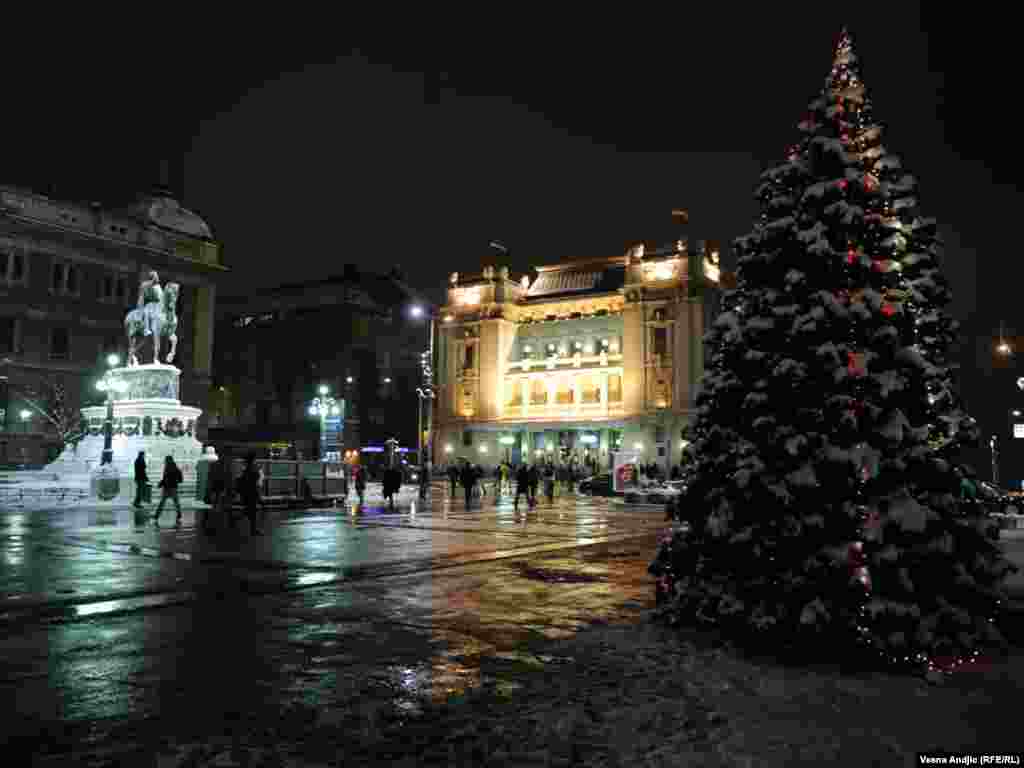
434, 240, 724, 473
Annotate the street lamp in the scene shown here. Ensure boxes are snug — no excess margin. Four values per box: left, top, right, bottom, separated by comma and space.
95, 355, 128, 467
499, 434, 515, 462
308, 385, 342, 460
93, 356, 127, 500
19, 409, 31, 433
410, 303, 437, 471
996, 321, 1012, 356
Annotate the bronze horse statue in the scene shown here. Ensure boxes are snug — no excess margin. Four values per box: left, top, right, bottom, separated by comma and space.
124, 283, 179, 366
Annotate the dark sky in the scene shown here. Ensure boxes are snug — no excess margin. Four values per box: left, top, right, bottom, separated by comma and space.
6, 9, 1022, 477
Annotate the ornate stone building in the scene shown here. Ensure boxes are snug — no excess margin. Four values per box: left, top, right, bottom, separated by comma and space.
434, 239, 724, 473
0, 184, 224, 465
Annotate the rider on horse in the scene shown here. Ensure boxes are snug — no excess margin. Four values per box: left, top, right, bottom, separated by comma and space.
138, 271, 164, 338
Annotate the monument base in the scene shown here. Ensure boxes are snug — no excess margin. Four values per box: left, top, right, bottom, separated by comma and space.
42, 364, 204, 500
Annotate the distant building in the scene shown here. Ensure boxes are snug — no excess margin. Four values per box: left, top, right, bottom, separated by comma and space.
433, 240, 724, 474
207, 266, 432, 462
0, 184, 224, 466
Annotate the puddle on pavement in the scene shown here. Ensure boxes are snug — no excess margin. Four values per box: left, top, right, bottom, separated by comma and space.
517, 565, 607, 584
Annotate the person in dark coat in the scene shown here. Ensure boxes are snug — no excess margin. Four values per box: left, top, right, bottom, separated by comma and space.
447, 464, 459, 498
419, 463, 430, 500
527, 464, 540, 506
383, 465, 402, 509
209, 448, 234, 534
153, 456, 183, 524
133, 451, 149, 509
354, 465, 366, 505
514, 464, 530, 511
460, 462, 476, 508
238, 455, 264, 535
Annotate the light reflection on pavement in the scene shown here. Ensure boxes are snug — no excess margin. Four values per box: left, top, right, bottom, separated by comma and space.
0, 488, 666, 763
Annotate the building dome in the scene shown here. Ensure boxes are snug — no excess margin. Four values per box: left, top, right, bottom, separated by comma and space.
133, 188, 213, 240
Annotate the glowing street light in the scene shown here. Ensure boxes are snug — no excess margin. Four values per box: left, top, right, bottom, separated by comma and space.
309, 386, 343, 460
996, 321, 1012, 356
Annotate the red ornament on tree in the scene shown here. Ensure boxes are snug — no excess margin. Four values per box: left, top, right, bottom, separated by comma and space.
881, 303, 896, 317
838, 179, 848, 190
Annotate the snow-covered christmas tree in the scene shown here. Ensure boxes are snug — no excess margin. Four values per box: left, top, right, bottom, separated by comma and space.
651, 28, 1015, 671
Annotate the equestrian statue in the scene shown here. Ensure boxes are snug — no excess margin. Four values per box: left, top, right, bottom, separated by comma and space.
124, 270, 180, 366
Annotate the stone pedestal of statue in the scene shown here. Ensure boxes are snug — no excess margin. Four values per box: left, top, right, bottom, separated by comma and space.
45, 364, 204, 501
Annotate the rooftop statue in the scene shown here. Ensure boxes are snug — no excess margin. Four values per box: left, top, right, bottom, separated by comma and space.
124, 270, 180, 366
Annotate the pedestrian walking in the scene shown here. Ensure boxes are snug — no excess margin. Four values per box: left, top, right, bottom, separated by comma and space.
419, 463, 430, 500
527, 464, 540, 507
354, 465, 366, 505
238, 455, 264, 535
153, 456, 183, 525
133, 451, 149, 509
383, 464, 402, 510
208, 448, 235, 534
460, 462, 476, 508
475, 464, 487, 497
514, 464, 530, 511
447, 464, 459, 498
544, 465, 556, 505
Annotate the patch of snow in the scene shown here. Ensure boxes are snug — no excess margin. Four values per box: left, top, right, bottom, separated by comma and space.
765, 215, 795, 232
807, 237, 832, 257
886, 490, 929, 532
802, 183, 831, 201
774, 359, 805, 377
747, 317, 775, 331
872, 371, 906, 398
772, 304, 800, 317
714, 311, 740, 330
785, 435, 807, 456
786, 463, 817, 487
877, 409, 911, 442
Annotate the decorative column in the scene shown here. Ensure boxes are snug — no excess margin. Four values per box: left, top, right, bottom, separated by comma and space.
572, 375, 582, 416
600, 373, 609, 416
546, 376, 556, 415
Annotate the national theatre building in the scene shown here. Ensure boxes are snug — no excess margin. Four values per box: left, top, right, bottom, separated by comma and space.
433, 239, 725, 474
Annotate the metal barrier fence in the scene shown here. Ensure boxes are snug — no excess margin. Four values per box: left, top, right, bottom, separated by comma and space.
227, 459, 348, 499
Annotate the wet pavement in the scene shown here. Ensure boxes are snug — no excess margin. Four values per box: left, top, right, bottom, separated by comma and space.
0, 485, 667, 764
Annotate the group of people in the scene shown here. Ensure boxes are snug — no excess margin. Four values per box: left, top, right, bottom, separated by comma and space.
132, 450, 186, 523
132, 448, 267, 534
445, 460, 583, 510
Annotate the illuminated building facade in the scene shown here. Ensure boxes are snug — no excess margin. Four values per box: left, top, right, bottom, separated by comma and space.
434, 240, 724, 473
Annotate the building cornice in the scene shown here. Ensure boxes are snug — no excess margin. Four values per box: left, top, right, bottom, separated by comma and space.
1, 206, 227, 274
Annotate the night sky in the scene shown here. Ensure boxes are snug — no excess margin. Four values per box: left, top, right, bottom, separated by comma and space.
5, 8, 1021, 477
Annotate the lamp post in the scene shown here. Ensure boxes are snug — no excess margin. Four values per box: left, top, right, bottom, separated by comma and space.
991, 434, 1001, 487
996, 321, 1013, 357
19, 409, 31, 434
499, 435, 515, 463
308, 385, 341, 461
410, 304, 436, 472
94, 354, 127, 500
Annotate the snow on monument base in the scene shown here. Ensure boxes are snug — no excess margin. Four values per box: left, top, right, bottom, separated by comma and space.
44, 364, 203, 501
